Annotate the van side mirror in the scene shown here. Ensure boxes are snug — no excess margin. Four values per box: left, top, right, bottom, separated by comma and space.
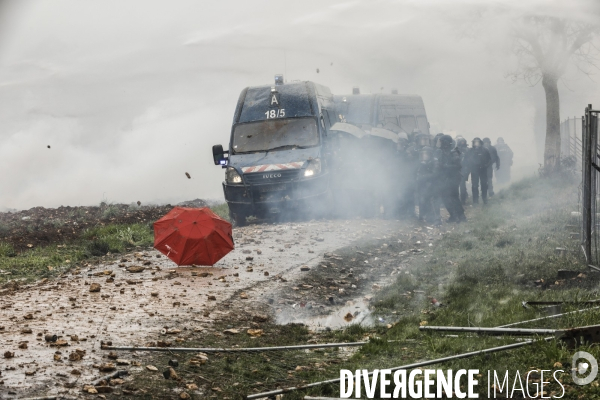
212, 144, 226, 166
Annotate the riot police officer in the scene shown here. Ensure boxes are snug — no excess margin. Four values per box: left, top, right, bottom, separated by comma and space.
466, 137, 491, 204
416, 146, 440, 225
495, 137, 514, 184
456, 137, 469, 204
401, 132, 432, 219
482, 137, 500, 196
435, 135, 466, 222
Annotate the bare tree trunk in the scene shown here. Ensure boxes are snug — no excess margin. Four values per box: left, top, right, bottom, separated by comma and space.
542, 74, 561, 170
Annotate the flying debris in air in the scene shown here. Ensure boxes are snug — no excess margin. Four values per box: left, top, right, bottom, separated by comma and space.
137, 201, 141, 206
185, 172, 191, 179
316, 68, 319, 73
47, 145, 51, 149
330, 62, 333, 66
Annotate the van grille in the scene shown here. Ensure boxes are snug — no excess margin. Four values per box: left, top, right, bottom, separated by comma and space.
244, 169, 301, 184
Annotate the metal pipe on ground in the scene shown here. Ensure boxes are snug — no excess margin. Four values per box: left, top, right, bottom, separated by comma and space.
103, 341, 367, 353
305, 397, 356, 400
305, 397, 351, 400
523, 300, 600, 306
245, 337, 553, 399
17, 398, 58, 400
419, 326, 556, 335
498, 305, 600, 328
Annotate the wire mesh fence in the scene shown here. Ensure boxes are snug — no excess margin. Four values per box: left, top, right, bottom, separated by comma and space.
581, 104, 600, 265
560, 116, 583, 171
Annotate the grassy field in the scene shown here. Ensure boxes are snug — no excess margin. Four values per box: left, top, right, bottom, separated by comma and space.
0, 204, 229, 286
297, 175, 600, 399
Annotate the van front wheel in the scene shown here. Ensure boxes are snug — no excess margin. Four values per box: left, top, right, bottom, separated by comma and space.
228, 206, 249, 227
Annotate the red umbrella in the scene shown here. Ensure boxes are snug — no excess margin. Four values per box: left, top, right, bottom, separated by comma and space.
153, 207, 234, 266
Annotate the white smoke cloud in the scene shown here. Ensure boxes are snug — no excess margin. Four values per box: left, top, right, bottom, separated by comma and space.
0, 0, 597, 210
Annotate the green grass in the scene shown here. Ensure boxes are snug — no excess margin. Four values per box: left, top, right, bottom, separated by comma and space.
0, 222, 154, 285
309, 175, 599, 399
0, 203, 232, 286
210, 202, 230, 221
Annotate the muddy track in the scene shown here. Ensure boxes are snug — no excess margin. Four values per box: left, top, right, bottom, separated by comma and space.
1, 217, 416, 398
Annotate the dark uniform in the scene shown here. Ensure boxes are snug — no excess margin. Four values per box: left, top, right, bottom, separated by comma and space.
495, 137, 514, 184
435, 135, 466, 222
483, 137, 500, 196
402, 132, 431, 219
466, 137, 492, 204
416, 146, 440, 225
456, 137, 469, 204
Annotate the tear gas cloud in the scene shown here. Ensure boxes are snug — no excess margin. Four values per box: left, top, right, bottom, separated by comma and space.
0, 0, 598, 210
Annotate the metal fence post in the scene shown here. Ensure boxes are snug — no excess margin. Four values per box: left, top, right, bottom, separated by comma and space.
583, 106, 591, 261
593, 111, 599, 263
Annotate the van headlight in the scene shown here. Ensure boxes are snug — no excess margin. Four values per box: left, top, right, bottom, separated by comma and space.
226, 167, 243, 184
304, 158, 321, 177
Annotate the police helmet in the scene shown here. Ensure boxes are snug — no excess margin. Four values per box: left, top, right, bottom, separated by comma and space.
497, 137, 505, 144
439, 135, 453, 149
457, 138, 468, 148
482, 137, 491, 144
472, 137, 483, 147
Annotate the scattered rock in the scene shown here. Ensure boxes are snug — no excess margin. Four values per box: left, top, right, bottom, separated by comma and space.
163, 367, 179, 380
223, 329, 240, 335
89, 283, 101, 292
126, 266, 145, 273
146, 365, 158, 372
68, 349, 85, 361
83, 385, 98, 394
240, 292, 249, 299
343, 313, 354, 322
4, 351, 14, 358
247, 329, 263, 337
207, 295, 216, 301
252, 314, 268, 323
180, 393, 190, 399
300, 266, 310, 272
95, 386, 113, 394
99, 363, 116, 372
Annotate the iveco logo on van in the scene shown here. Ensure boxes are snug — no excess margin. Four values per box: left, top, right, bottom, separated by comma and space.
263, 173, 282, 179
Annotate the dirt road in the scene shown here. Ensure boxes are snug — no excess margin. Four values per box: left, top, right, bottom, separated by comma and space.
1, 216, 439, 397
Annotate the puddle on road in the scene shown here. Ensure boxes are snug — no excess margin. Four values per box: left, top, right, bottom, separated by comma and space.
276, 297, 377, 331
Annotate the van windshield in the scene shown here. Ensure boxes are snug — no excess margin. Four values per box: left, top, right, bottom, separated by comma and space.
232, 117, 319, 153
